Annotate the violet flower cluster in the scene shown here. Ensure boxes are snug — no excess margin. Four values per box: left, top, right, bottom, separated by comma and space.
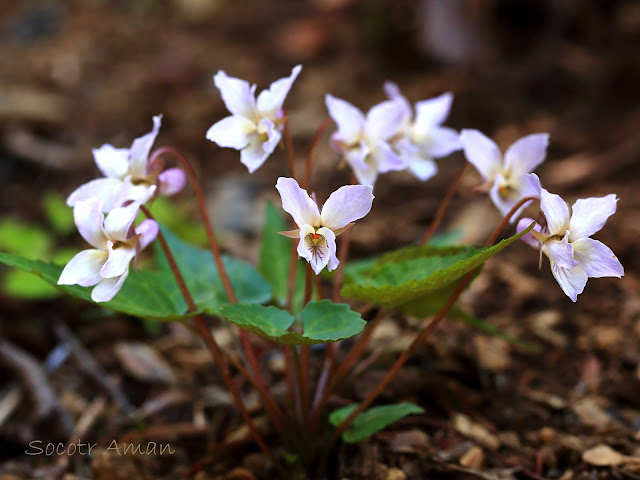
59, 117, 185, 301
59, 64, 623, 304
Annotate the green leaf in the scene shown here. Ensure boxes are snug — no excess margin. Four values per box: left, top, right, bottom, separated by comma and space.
2, 269, 60, 300
218, 300, 365, 345
258, 201, 305, 311
301, 300, 366, 342
42, 191, 75, 235
155, 227, 272, 314
341, 226, 532, 310
218, 304, 301, 344
0, 218, 52, 258
329, 403, 425, 443
0, 253, 186, 319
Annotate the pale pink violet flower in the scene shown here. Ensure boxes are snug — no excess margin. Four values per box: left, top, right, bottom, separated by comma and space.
206, 65, 302, 173
517, 174, 624, 302
460, 129, 548, 221
67, 115, 186, 212
383, 83, 461, 182
325, 94, 405, 187
275, 177, 374, 274
58, 188, 158, 302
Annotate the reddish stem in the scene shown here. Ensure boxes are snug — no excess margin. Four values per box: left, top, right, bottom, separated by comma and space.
141, 206, 270, 454
331, 196, 538, 444
282, 114, 297, 180
149, 147, 270, 416
311, 308, 385, 427
303, 116, 332, 190
421, 163, 470, 245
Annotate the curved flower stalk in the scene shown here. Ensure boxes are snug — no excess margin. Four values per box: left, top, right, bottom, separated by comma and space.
325, 94, 405, 187
275, 177, 373, 274
58, 188, 158, 302
517, 174, 624, 301
460, 129, 548, 221
383, 83, 461, 182
206, 65, 302, 173
67, 115, 186, 212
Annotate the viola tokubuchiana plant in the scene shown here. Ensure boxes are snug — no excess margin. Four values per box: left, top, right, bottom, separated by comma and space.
0, 65, 625, 478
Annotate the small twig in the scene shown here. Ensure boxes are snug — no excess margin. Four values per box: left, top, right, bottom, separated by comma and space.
54, 323, 133, 412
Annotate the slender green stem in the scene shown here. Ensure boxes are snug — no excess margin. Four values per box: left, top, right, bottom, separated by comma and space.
421, 163, 470, 245
330, 196, 538, 445
141, 206, 270, 454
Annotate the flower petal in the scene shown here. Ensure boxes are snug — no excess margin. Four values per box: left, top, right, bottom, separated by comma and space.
113, 176, 154, 207
73, 198, 108, 250
422, 126, 461, 157
550, 263, 587, 302
317, 227, 339, 272
488, 174, 518, 219
345, 145, 378, 187
256, 65, 302, 118
364, 100, 405, 142
158, 168, 186, 196
92, 144, 130, 179
325, 94, 365, 146
129, 114, 161, 179
276, 177, 321, 228
522, 172, 542, 199
383, 82, 412, 125
100, 241, 136, 278
406, 155, 438, 182
569, 194, 618, 241
257, 117, 281, 156
517, 218, 541, 249
372, 141, 404, 173
213, 71, 256, 118
320, 185, 374, 230
571, 238, 624, 278
67, 178, 123, 212
414, 92, 454, 129
504, 133, 549, 176
91, 269, 128, 303
540, 188, 570, 236
240, 133, 274, 173
58, 249, 108, 287
544, 237, 579, 269
135, 219, 159, 251
103, 200, 142, 243
460, 129, 502, 181
206, 115, 256, 149
297, 224, 317, 265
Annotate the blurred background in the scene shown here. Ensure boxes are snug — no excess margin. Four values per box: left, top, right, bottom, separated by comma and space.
1, 0, 639, 478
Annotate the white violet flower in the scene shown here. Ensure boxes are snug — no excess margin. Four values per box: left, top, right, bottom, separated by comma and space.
206, 65, 302, 173
275, 177, 374, 274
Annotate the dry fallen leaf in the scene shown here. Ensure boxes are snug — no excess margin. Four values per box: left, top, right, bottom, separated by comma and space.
582, 444, 625, 466
114, 342, 176, 384
460, 445, 484, 469
453, 414, 500, 450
